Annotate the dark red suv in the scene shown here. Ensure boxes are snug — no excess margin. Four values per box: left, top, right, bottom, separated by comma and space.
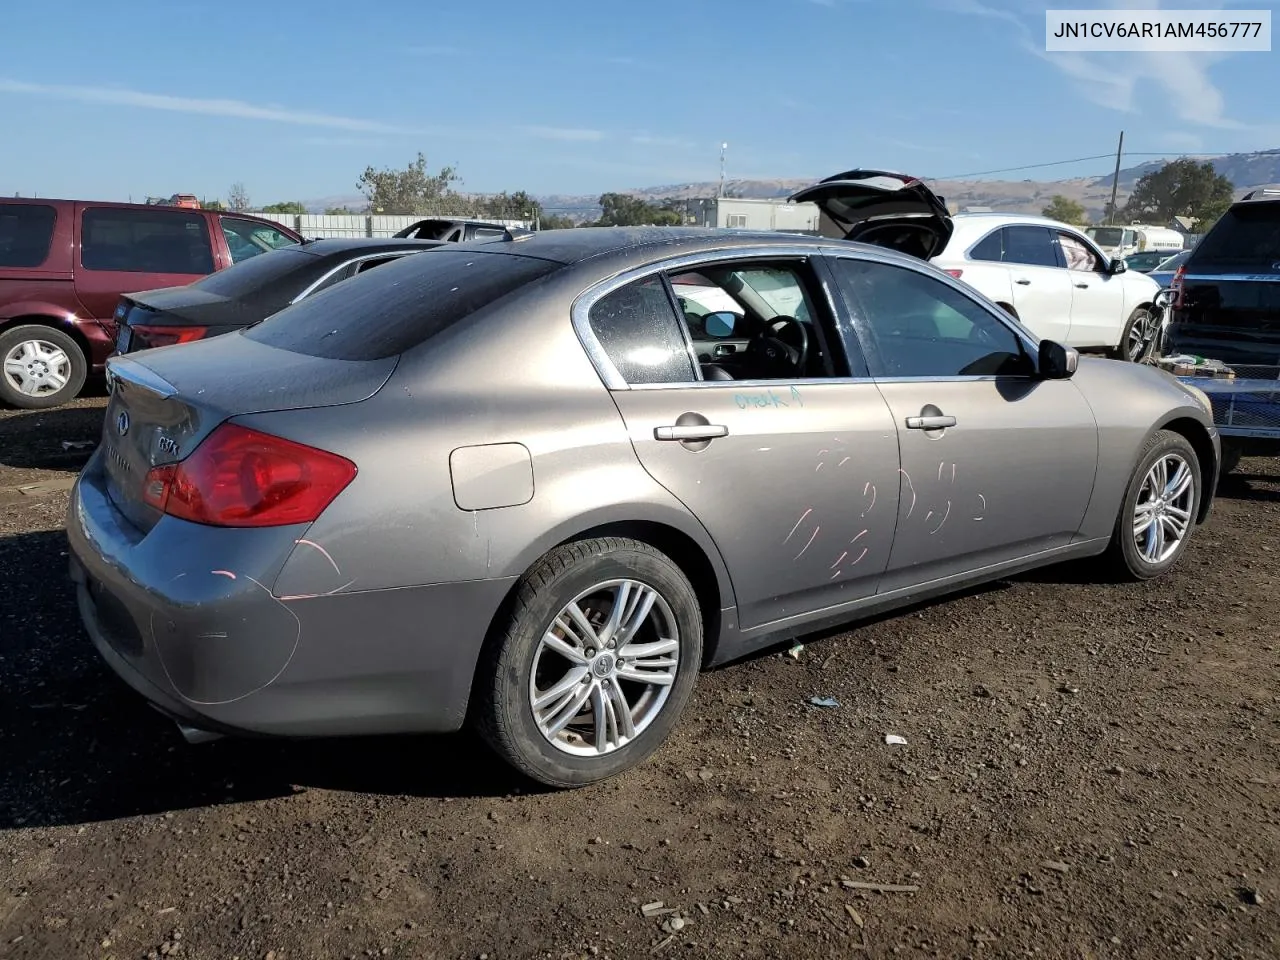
0, 199, 301, 408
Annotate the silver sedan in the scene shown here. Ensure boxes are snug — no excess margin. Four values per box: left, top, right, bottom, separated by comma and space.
68, 172, 1219, 787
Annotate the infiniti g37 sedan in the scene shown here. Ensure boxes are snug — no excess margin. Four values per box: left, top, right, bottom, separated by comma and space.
68, 173, 1220, 788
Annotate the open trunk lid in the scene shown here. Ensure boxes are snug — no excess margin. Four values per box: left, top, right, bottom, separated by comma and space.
789, 169, 954, 260
99, 333, 395, 533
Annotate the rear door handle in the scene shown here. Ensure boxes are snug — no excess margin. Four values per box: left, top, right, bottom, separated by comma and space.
655, 424, 729, 441
905, 415, 957, 430
1014, 278, 1031, 286
1075, 282, 1089, 288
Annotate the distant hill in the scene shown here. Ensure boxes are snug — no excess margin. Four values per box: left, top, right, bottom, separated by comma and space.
305, 148, 1280, 221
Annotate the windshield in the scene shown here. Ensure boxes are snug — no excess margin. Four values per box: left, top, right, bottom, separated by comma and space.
1190, 203, 1280, 267
1087, 227, 1125, 246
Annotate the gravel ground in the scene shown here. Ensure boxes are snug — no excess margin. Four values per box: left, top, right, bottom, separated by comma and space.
1, 397, 1277, 960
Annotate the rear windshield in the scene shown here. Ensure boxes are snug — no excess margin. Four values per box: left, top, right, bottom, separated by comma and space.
0, 203, 57, 268
243, 248, 563, 360
192, 246, 322, 297
1191, 202, 1280, 267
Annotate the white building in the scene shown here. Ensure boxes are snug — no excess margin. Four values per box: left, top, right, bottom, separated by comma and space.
684, 197, 820, 234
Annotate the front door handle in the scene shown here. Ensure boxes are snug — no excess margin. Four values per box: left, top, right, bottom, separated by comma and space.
1075, 282, 1089, 288
905, 415, 957, 430
655, 423, 729, 442
1014, 278, 1031, 286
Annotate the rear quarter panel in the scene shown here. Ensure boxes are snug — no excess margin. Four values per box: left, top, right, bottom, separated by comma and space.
1069, 358, 1217, 540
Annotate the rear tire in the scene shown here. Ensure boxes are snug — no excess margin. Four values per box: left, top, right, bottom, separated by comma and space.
1117, 307, 1157, 363
0, 325, 87, 409
1104, 429, 1201, 581
475, 537, 703, 788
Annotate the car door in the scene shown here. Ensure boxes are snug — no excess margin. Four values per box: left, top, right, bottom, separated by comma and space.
576, 251, 901, 631
825, 254, 1099, 593
1056, 229, 1127, 350
986, 225, 1075, 344
73, 204, 217, 327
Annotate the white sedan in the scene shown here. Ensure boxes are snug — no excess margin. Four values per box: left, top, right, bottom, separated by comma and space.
930, 213, 1163, 362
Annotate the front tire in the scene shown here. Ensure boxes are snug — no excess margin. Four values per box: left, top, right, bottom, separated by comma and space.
1104, 430, 1201, 581
475, 537, 703, 788
0, 325, 87, 409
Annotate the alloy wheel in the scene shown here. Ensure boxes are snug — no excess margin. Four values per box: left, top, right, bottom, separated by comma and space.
529, 579, 680, 757
1126, 311, 1156, 362
1132, 452, 1194, 563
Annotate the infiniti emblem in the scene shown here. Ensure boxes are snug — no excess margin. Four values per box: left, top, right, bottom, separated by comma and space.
116, 410, 130, 437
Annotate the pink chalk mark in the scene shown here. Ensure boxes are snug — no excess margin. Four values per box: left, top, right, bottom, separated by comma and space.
830, 570, 843, 581
815, 462, 824, 472
951, 463, 956, 484
830, 551, 848, 569
899, 469, 916, 518
850, 529, 868, 545
294, 538, 341, 576
938, 461, 944, 481
851, 547, 869, 565
210, 570, 236, 580
974, 493, 987, 521
818, 448, 829, 455
838, 457, 851, 467
862, 483, 876, 516
783, 508, 813, 544
794, 526, 820, 561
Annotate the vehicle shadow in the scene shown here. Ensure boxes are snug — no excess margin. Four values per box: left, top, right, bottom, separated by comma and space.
1216, 465, 1280, 504
0, 401, 106, 474
0, 529, 529, 831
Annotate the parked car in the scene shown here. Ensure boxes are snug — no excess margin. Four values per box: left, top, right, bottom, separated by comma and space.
1164, 189, 1280, 466
69, 174, 1218, 788
112, 238, 445, 355
1124, 249, 1182, 273
0, 198, 301, 408
1148, 249, 1191, 290
394, 218, 526, 242
903, 210, 1163, 362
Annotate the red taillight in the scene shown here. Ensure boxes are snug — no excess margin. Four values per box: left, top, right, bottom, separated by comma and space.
142, 423, 357, 527
1169, 265, 1186, 308
943, 268, 964, 279
131, 324, 209, 348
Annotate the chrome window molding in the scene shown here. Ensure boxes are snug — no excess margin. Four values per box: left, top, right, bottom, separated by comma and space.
289, 251, 420, 305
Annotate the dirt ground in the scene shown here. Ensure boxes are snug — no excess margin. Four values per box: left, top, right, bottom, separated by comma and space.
1, 395, 1276, 960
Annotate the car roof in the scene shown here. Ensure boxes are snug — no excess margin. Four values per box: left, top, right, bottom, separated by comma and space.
950, 212, 1084, 231
0, 197, 284, 223
454, 226, 841, 266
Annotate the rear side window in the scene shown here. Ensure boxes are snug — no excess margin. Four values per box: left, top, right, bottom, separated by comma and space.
1191, 203, 1280, 267
587, 277, 697, 385
0, 204, 57, 267
969, 229, 1003, 262
81, 208, 214, 274
1001, 226, 1059, 268
244, 249, 562, 360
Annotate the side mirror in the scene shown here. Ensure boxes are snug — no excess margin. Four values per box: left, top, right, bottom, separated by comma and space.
1038, 339, 1079, 379
1109, 258, 1128, 275
703, 311, 738, 338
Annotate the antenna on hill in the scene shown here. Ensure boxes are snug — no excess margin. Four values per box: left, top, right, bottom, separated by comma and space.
719, 142, 728, 198
1106, 130, 1124, 224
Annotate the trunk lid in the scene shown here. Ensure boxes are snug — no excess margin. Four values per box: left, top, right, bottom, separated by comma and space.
99, 333, 396, 533
789, 169, 954, 260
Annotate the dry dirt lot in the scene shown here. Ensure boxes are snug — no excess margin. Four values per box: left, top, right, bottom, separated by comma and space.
1, 396, 1277, 960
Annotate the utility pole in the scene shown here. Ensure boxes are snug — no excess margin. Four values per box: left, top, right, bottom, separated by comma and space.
719, 142, 727, 198
1107, 130, 1124, 225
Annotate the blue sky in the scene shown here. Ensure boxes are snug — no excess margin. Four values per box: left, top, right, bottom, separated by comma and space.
0, 0, 1276, 206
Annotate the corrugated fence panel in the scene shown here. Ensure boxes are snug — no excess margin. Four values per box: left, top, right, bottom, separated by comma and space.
251, 214, 534, 239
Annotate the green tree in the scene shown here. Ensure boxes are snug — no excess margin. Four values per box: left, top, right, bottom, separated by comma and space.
260, 201, 307, 214
477, 190, 542, 220
1122, 159, 1234, 226
324, 206, 357, 215
538, 212, 576, 230
200, 198, 226, 211
357, 152, 466, 215
1041, 195, 1087, 224
596, 192, 683, 226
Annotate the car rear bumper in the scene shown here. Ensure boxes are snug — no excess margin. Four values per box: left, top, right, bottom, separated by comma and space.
67, 453, 515, 739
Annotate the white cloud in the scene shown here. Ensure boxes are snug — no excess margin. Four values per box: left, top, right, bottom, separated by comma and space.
0, 78, 418, 134
522, 125, 607, 142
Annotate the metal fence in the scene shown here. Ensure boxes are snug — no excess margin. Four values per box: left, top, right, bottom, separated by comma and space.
253, 213, 533, 239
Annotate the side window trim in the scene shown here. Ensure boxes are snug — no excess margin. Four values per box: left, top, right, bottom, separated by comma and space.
826, 253, 1038, 382
291, 252, 414, 304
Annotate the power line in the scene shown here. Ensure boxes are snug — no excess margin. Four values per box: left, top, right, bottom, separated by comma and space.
932, 149, 1261, 181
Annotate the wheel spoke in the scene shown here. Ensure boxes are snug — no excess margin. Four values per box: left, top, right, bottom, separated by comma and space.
1165, 462, 1192, 499
18, 341, 38, 363
614, 585, 657, 646
562, 602, 602, 649
45, 371, 68, 391
541, 679, 594, 738
541, 626, 588, 665
606, 681, 636, 741
616, 664, 676, 687
590, 683, 609, 752
532, 666, 590, 712
2, 358, 25, 376
617, 637, 678, 660
1162, 514, 1189, 540
19, 376, 42, 396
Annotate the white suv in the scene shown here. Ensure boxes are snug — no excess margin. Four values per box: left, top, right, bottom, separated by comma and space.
931, 214, 1162, 361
